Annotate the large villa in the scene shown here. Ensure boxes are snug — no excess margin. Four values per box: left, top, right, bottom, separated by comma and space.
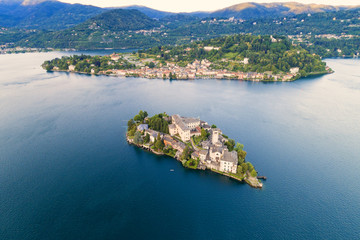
166, 114, 238, 174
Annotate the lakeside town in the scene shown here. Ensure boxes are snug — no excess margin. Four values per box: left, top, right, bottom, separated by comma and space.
44, 45, 333, 82
126, 111, 264, 188
100, 53, 304, 81
42, 34, 334, 82
0, 43, 55, 54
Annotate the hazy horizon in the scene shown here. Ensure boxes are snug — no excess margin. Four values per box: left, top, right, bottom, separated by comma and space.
55, 0, 360, 12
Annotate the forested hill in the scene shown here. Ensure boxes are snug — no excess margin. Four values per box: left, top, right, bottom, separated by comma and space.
141, 34, 327, 75
75, 9, 159, 32
0, 0, 104, 30
209, 2, 359, 19
42, 34, 329, 82
8, 9, 161, 49
1, 4, 359, 56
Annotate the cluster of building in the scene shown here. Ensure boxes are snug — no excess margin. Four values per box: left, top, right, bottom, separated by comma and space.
105, 59, 297, 81
136, 114, 239, 174
200, 17, 245, 24
169, 114, 201, 142
195, 127, 238, 174
0, 45, 53, 54
314, 34, 357, 39
167, 114, 238, 174
132, 29, 161, 36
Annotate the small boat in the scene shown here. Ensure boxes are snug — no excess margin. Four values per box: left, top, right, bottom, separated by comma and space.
170, 169, 174, 172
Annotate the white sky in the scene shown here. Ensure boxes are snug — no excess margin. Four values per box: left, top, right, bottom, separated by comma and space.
58, 0, 360, 12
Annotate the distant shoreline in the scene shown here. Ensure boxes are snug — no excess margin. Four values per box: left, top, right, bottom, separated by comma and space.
45, 68, 333, 82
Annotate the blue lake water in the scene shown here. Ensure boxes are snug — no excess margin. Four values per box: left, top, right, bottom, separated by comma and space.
0, 52, 359, 239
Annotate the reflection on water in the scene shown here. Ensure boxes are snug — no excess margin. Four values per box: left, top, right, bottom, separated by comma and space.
0, 53, 359, 240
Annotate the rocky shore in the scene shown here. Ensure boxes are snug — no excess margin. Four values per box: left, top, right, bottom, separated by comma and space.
126, 133, 263, 189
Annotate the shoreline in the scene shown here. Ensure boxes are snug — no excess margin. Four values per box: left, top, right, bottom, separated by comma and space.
126, 134, 263, 188
45, 68, 332, 82
3, 47, 360, 59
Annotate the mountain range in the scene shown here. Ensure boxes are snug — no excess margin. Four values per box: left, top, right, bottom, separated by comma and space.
0, 0, 104, 30
0, 0, 359, 30
208, 2, 359, 19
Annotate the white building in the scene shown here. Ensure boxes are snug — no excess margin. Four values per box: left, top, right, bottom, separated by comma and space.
169, 114, 200, 142
145, 129, 161, 143
219, 151, 238, 173
68, 65, 75, 71
211, 128, 222, 144
290, 67, 299, 74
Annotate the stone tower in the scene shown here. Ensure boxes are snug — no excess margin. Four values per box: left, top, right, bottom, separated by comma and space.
212, 129, 220, 144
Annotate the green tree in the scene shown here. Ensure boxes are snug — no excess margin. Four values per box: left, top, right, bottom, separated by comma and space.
234, 143, 244, 152
148, 62, 155, 68
250, 169, 257, 177
238, 150, 247, 161
241, 162, 248, 173
144, 133, 150, 143
134, 131, 143, 144
154, 134, 164, 151
127, 119, 135, 130
211, 124, 217, 128
246, 162, 254, 172
134, 110, 148, 122
181, 146, 192, 161
128, 125, 136, 136
148, 115, 169, 134
45, 64, 53, 71
225, 139, 235, 151
200, 128, 209, 141
237, 165, 243, 175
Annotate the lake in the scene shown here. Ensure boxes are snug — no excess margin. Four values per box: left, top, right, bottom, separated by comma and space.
0, 52, 359, 239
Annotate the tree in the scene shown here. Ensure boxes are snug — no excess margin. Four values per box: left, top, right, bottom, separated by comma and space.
148, 115, 169, 134
148, 62, 155, 68
238, 150, 247, 161
154, 134, 164, 151
128, 125, 136, 136
211, 124, 217, 128
246, 162, 254, 172
200, 128, 209, 141
134, 110, 148, 122
181, 146, 192, 161
144, 133, 150, 143
234, 143, 244, 152
134, 131, 143, 144
45, 64, 53, 71
127, 119, 135, 130
225, 139, 235, 151
237, 165, 243, 174
241, 163, 248, 173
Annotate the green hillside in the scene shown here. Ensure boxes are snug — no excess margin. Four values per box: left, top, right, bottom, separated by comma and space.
141, 34, 327, 75
10, 9, 161, 49
210, 2, 359, 19
0, 1, 104, 30
74, 9, 159, 32
43, 34, 329, 81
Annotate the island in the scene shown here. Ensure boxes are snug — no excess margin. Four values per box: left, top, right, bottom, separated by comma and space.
126, 111, 263, 188
42, 34, 333, 82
